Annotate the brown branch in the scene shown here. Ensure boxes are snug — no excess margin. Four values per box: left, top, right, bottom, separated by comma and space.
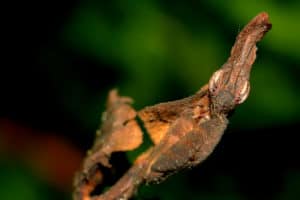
73, 12, 271, 200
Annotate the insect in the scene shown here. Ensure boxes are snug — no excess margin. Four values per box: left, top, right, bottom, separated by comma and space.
73, 12, 271, 200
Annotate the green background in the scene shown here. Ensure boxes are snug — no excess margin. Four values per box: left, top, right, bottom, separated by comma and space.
1, 1, 299, 199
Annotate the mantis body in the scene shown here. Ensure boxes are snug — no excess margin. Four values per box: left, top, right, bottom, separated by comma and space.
74, 12, 271, 200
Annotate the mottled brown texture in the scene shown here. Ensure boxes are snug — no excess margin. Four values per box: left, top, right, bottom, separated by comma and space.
73, 90, 143, 200
73, 12, 272, 200
138, 85, 210, 144
209, 12, 271, 114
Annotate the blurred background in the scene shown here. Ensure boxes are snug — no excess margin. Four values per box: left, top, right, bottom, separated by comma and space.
1, 0, 300, 199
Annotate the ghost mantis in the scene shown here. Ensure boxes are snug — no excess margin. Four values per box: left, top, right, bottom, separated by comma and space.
73, 12, 271, 200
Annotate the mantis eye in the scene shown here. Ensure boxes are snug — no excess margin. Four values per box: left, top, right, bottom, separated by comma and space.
235, 81, 250, 104
208, 69, 223, 95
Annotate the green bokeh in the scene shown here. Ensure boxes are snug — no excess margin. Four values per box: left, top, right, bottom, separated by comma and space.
3, 0, 300, 199
0, 160, 66, 200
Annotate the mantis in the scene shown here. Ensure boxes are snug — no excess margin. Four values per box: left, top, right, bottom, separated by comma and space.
73, 12, 271, 200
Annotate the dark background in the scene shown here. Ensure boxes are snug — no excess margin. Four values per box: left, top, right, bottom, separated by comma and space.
1, 1, 300, 200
